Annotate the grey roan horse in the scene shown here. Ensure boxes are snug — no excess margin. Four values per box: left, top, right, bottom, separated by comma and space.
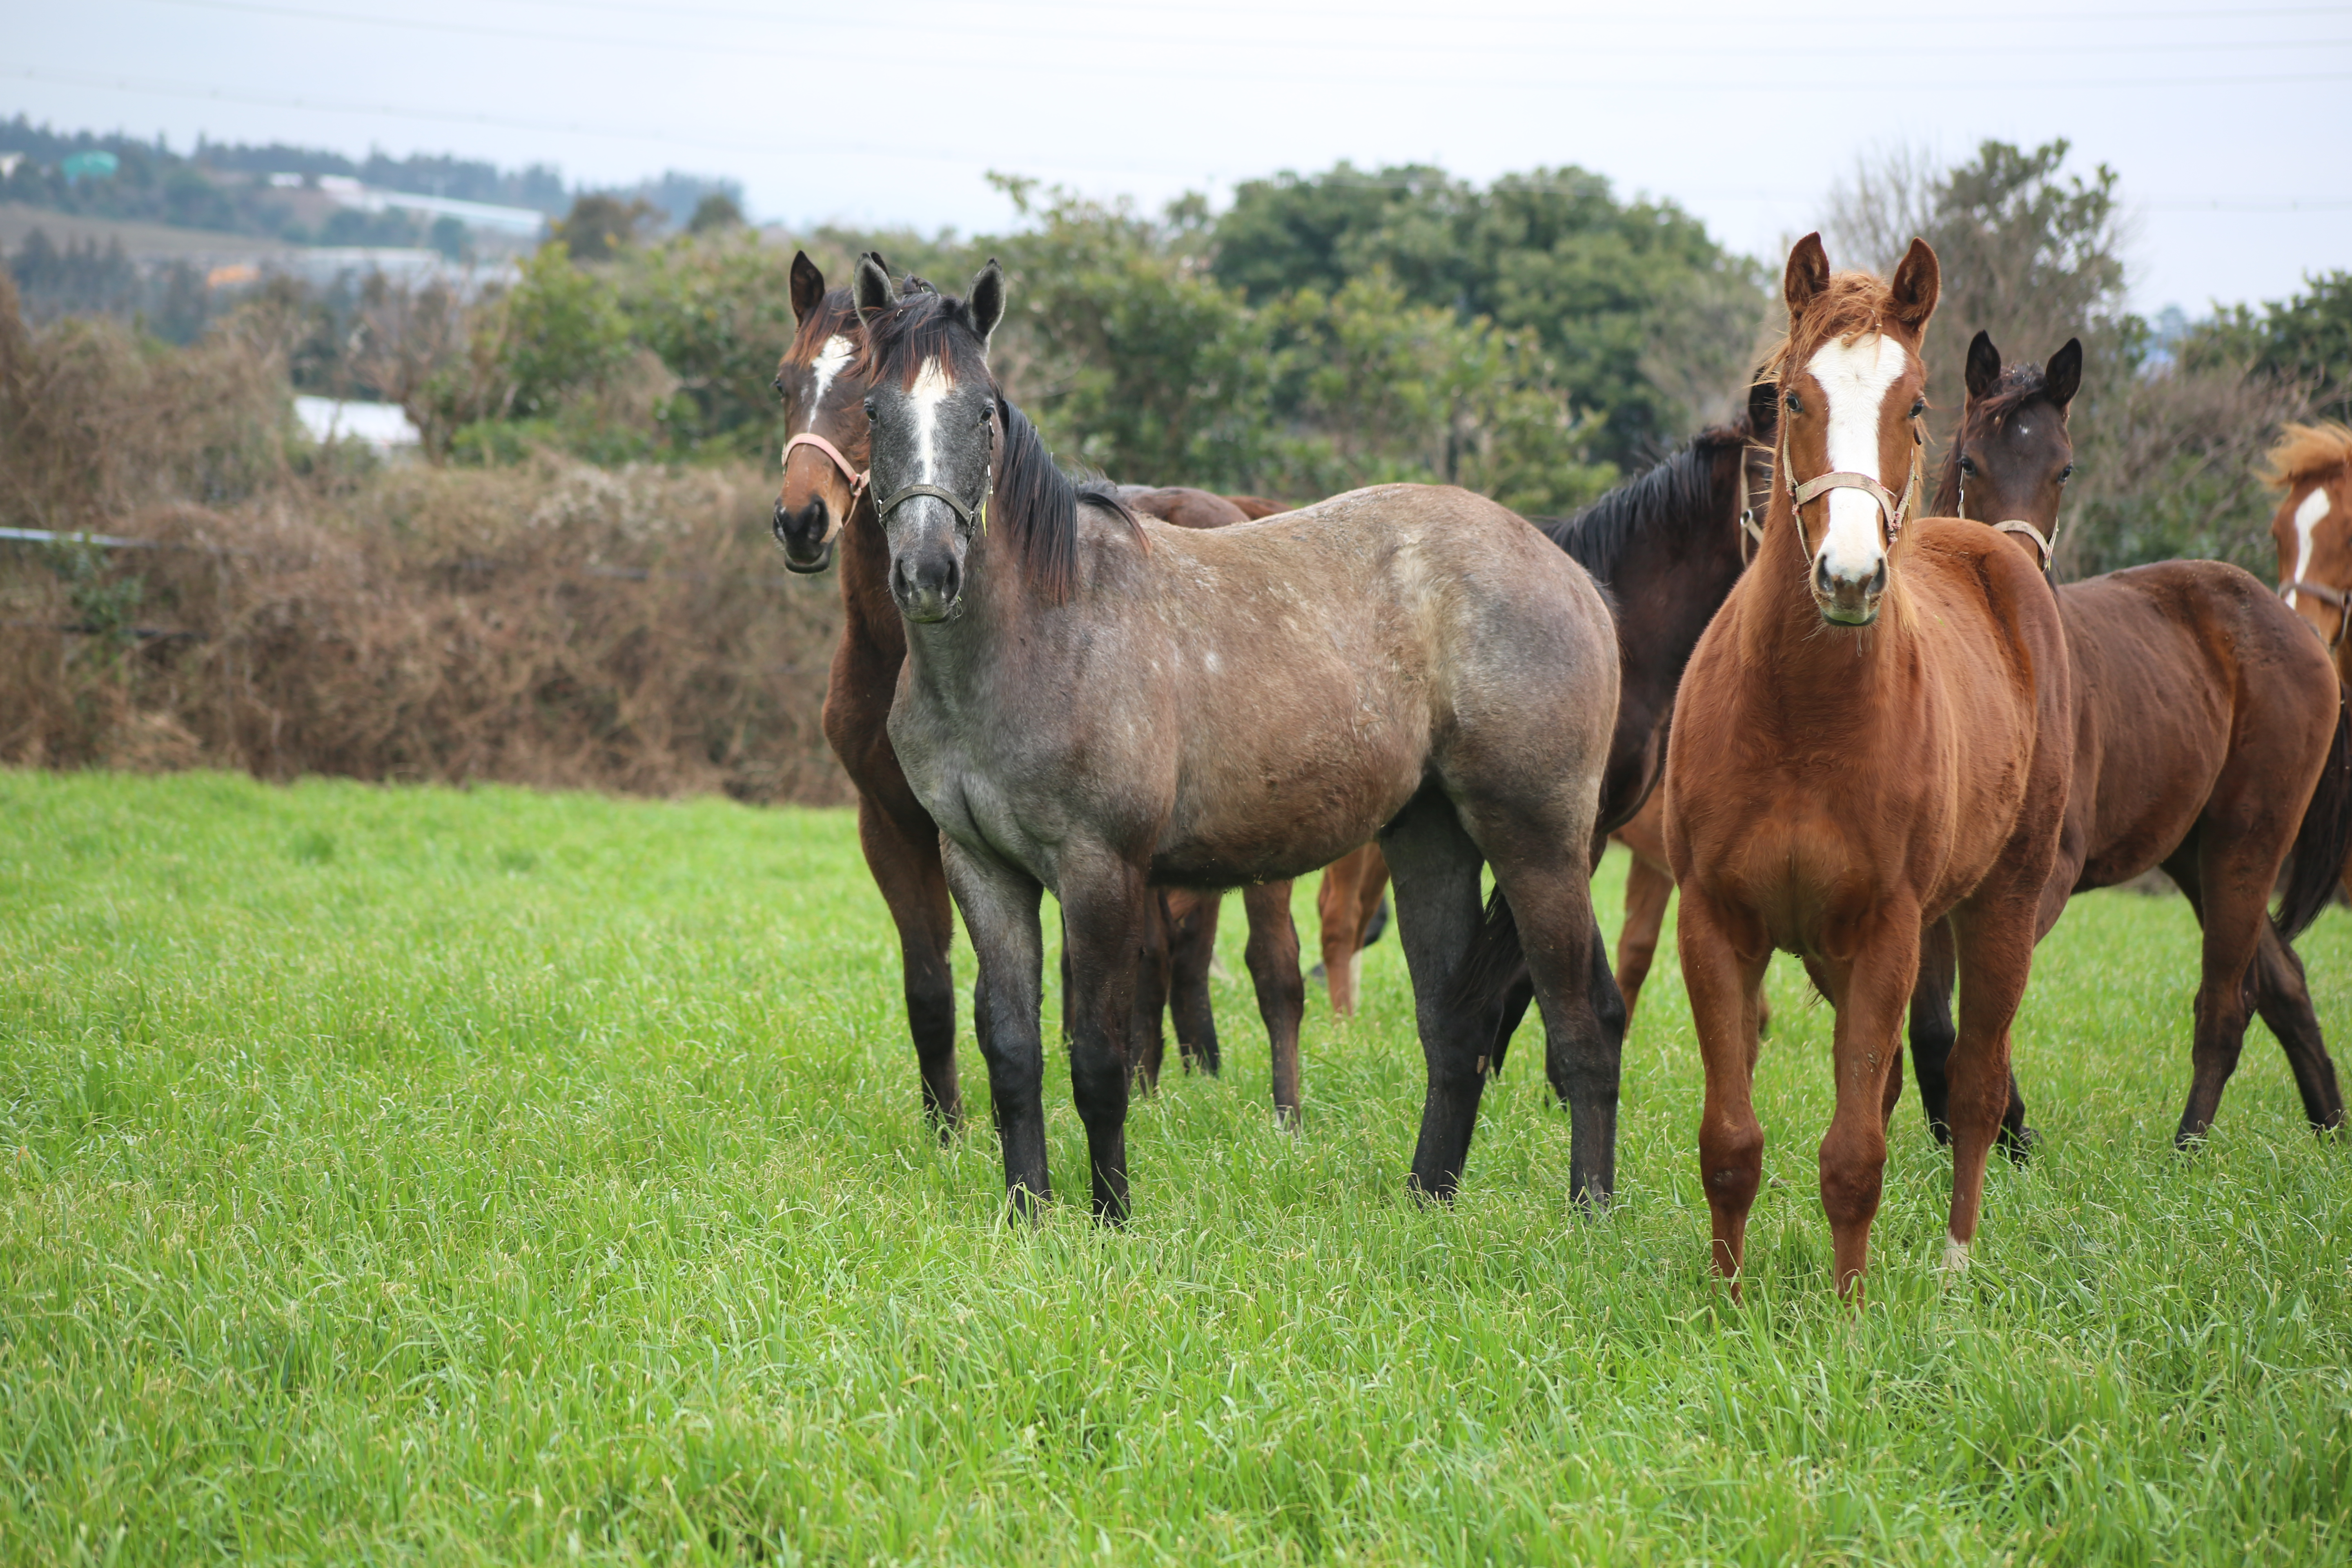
852, 256, 1624, 1219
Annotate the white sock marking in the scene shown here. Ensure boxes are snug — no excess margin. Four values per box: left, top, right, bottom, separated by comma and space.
1943, 1234, 1972, 1273
1804, 334, 1912, 587
2288, 484, 2332, 609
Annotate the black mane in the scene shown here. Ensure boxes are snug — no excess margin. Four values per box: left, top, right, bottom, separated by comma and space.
1535, 423, 1753, 589
860, 282, 1138, 606
1933, 361, 2056, 516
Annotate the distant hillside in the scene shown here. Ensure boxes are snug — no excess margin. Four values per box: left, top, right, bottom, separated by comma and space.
0, 117, 741, 249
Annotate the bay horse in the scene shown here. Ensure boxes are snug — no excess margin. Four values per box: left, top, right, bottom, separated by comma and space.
1913, 335, 2352, 1145
770, 252, 1306, 1125
852, 256, 1621, 1219
1668, 235, 2074, 1299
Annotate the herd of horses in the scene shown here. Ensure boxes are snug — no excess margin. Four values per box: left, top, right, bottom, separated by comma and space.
767, 233, 2352, 1299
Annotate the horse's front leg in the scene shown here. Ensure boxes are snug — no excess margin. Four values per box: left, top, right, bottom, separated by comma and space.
1058, 847, 1150, 1223
940, 840, 1048, 1218
1680, 886, 1771, 1293
1817, 909, 1920, 1303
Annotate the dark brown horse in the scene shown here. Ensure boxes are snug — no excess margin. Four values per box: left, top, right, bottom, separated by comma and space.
1669, 236, 2074, 1299
852, 258, 1623, 1219
1911, 334, 2352, 1146
771, 252, 1304, 1127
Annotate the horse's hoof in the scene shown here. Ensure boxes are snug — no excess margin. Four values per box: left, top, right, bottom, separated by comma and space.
2000, 1125, 2036, 1165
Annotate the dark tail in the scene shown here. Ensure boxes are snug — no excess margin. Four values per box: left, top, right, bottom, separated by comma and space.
2276, 696, 2352, 942
1446, 887, 1529, 1049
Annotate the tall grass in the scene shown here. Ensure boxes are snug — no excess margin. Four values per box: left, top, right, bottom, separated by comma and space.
1, 769, 2345, 1564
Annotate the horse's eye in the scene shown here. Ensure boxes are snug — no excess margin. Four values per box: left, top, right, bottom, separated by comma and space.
862, 397, 877, 418
2058, 463, 2075, 483
1910, 397, 1926, 418
1958, 455, 1976, 475
978, 407, 992, 427
770, 374, 785, 395
1784, 392, 1802, 414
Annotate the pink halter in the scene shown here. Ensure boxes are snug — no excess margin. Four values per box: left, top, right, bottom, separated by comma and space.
781, 432, 869, 545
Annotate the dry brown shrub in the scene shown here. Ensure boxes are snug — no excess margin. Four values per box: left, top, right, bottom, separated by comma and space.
0, 275, 849, 802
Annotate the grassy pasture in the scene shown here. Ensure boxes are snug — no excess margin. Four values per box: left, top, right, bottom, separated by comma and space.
0, 768, 2346, 1564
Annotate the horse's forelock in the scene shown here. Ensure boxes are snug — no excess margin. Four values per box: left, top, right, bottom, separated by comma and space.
2265, 421, 2352, 491
858, 287, 984, 390
786, 287, 862, 366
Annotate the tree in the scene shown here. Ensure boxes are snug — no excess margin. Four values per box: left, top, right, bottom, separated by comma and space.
552, 195, 659, 263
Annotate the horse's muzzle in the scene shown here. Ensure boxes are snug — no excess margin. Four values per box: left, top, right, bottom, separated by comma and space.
1813, 551, 1886, 627
891, 551, 962, 624
773, 498, 836, 575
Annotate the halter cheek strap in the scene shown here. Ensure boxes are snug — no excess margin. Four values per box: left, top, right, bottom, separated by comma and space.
780, 432, 870, 548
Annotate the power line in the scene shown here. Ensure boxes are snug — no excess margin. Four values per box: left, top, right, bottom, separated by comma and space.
121, 0, 2352, 64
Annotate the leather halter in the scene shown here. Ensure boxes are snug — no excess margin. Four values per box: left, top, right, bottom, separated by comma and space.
1776, 413, 1917, 552
1991, 518, 2056, 569
1956, 474, 2059, 572
780, 431, 869, 550
874, 469, 991, 536
2278, 576, 2352, 650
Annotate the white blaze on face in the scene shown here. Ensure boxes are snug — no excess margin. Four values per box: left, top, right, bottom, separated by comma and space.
2287, 484, 2332, 609
909, 356, 953, 484
807, 334, 853, 412
1803, 333, 1913, 588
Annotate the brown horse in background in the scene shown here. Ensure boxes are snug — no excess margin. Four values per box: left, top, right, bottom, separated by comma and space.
771, 252, 1304, 1126
2268, 421, 2352, 902
1912, 334, 2351, 1146
1668, 236, 2074, 1299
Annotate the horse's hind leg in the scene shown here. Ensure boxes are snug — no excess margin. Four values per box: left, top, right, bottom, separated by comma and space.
2249, 923, 2347, 1133
940, 841, 1048, 1216
1945, 894, 2040, 1272
1379, 794, 1497, 1201
1616, 851, 1674, 1026
1316, 847, 1375, 1014
858, 795, 962, 1136
1241, 881, 1306, 1126
1127, 892, 1173, 1093
1167, 890, 1224, 1075
2164, 840, 2272, 1145
1908, 918, 1958, 1145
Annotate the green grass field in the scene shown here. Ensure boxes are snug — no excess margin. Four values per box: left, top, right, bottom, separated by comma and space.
1, 769, 2346, 1564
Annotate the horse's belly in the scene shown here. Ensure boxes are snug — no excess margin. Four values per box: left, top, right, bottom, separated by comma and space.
1152, 725, 1426, 887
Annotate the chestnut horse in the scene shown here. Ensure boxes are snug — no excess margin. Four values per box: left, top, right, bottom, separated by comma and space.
2269, 422, 2352, 904
771, 252, 1305, 1125
853, 258, 1621, 1219
1668, 236, 2074, 1298
1915, 336, 2351, 1144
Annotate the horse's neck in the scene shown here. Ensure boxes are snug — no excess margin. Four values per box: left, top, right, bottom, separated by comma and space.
1607, 514, 1743, 727
897, 536, 1034, 709
1735, 507, 1912, 691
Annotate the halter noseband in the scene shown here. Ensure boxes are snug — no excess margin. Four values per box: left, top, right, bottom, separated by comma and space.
1775, 410, 1918, 556
780, 432, 870, 552
2278, 577, 2352, 650
873, 468, 991, 537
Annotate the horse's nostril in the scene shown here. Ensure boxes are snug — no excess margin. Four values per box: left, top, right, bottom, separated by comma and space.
1869, 559, 1888, 597
1814, 555, 1834, 596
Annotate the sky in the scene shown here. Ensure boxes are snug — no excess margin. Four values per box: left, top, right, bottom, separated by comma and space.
6, 0, 2348, 318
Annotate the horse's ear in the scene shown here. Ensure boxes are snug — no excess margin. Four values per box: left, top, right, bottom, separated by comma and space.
1746, 377, 1779, 444
854, 252, 898, 320
867, 248, 893, 281
1889, 238, 1940, 334
1965, 330, 2002, 401
1784, 233, 1831, 317
789, 250, 824, 325
968, 258, 1005, 352
2045, 337, 2083, 410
